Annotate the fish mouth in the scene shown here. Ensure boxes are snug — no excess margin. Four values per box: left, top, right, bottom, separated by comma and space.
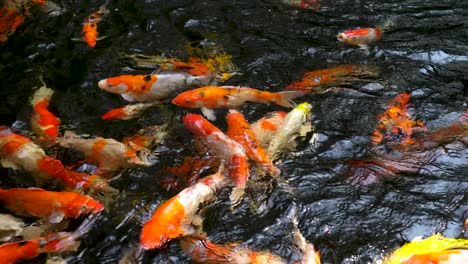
337, 33, 345, 41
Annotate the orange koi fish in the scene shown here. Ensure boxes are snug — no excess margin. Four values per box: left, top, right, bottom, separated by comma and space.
98, 72, 214, 103
172, 86, 303, 120
0, 127, 108, 190
0, 231, 80, 264
0, 7, 24, 45
182, 114, 249, 188
101, 102, 159, 120
250, 111, 287, 148
285, 65, 380, 93
180, 235, 287, 264
371, 93, 426, 148
337, 27, 382, 50
163, 57, 212, 76
121, 125, 168, 152
0, 187, 103, 222
30, 81, 60, 142
140, 171, 226, 250
59, 131, 153, 174
226, 110, 280, 177
81, 3, 108, 47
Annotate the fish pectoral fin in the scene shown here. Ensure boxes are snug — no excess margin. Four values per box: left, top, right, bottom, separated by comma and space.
48, 211, 65, 224
96, 36, 107, 41
201, 107, 216, 121
70, 38, 86, 42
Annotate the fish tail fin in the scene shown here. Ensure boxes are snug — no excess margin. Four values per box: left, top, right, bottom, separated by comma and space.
276, 91, 306, 108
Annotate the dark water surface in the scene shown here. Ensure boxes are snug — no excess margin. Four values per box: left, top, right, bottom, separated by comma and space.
1, 0, 467, 263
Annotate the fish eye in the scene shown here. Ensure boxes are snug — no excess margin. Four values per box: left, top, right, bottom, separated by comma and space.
185, 99, 191, 103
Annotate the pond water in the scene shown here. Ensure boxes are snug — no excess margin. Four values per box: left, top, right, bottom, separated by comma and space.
1, 0, 467, 263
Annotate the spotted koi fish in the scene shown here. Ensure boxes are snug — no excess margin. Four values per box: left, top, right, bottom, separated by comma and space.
0, 187, 103, 223
30, 80, 60, 142
140, 171, 226, 250
59, 131, 153, 174
98, 72, 214, 103
226, 110, 280, 177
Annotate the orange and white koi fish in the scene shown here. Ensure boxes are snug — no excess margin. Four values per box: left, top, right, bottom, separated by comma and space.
250, 111, 287, 148
226, 110, 280, 177
285, 65, 380, 93
98, 72, 214, 103
30, 80, 60, 142
182, 114, 249, 188
371, 93, 426, 148
337, 27, 382, 49
59, 131, 153, 174
0, 127, 108, 190
0, 231, 80, 264
0, 187, 103, 223
81, 3, 108, 47
163, 57, 212, 76
140, 171, 226, 250
382, 234, 468, 264
172, 86, 304, 120
101, 102, 160, 120
180, 235, 287, 264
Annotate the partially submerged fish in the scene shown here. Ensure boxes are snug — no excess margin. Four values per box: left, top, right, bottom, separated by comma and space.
30, 79, 60, 142
382, 234, 468, 264
172, 86, 303, 120
267, 102, 313, 160
250, 111, 287, 148
98, 72, 214, 103
0, 187, 103, 223
59, 131, 153, 174
140, 171, 226, 250
101, 102, 160, 121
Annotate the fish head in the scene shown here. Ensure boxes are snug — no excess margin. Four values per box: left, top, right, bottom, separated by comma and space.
336, 32, 347, 42
64, 196, 104, 217
182, 114, 220, 137
172, 90, 202, 107
98, 76, 134, 94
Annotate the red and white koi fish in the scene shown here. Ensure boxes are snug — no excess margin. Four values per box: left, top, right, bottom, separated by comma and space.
0, 231, 80, 264
337, 28, 382, 49
172, 86, 303, 120
226, 110, 280, 177
59, 131, 153, 174
81, 2, 108, 47
140, 171, 226, 250
98, 72, 214, 103
0, 187, 103, 223
382, 234, 468, 264
0, 127, 109, 190
180, 235, 286, 264
101, 102, 160, 120
182, 114, 249, 188
30, 80, 60, 142
250, 111, 287, 148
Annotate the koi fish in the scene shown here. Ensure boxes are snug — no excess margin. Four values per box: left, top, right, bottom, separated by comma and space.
337, 27, 382, 49
140, 171, 226, 250
81, 3, 108, 47
250, 111, 287, 148
182, 114, 249, 188
281, 0, 320, 11
382, 234, 468, 264
163, 57, 212, 76
0, 187, 103, 223
0, 127, 109, 190
0, 7, 24, 45
226, 110, 280, 177
180, 235, 287, 264
0, 231, 80, 264
30, 80, 60, 142
285, 65, 380, 93
267, 102, 313, 160
59, 131, 153, 174
122, 125, 168, 152
98, 72, 214, 103
101, 102, 160, 120
371, 93, 426, 148
172, 86, 304, 120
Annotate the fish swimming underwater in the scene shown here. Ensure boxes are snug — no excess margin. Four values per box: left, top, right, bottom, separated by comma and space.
30, 80, 60, 143
101, 102, 160, 121
80, 2, 108, 47
59, 131, 153, 174
0, 187, 103, 223
98, 72, 214, 103
337, 27, 382, 49
140, 171, 226, 250
226, 110, 280, 177
172, 86, 303, 120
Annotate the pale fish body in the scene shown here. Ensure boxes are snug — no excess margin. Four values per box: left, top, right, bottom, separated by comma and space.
267, 102, 313, 160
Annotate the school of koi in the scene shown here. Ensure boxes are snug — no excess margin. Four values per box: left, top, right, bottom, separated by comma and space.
0, 0, 467, 263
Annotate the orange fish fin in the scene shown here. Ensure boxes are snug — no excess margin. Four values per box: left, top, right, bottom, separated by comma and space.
276, 91, 305, 108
